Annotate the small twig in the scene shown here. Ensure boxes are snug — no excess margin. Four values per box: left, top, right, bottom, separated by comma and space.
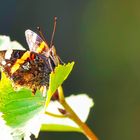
57, 86, 98, 140
45, 111, 67, 118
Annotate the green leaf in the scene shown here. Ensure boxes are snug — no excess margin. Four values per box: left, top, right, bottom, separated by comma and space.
0, 61, 75, 138
0, 72, 45, 127
45, 62, 75, 106
0, 61, 75, 128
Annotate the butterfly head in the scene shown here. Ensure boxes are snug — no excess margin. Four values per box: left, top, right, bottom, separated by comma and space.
48, 45, 60, 66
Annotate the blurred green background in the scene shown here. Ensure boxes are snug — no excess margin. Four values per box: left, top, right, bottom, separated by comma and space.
0, 0, 140, 140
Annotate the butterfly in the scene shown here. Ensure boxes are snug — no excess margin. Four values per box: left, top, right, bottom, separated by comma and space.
0, 17, 62, 96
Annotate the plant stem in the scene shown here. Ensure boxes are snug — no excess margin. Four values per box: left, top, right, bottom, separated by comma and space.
58, 86, 98, 140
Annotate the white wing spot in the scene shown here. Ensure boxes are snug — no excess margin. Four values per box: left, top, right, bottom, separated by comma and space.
1, 60, 6, 65
5, 48, 13, 60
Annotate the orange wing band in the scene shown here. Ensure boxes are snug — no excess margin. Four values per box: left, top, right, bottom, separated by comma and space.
36, 42, 47, 53
11, 51, 30, 74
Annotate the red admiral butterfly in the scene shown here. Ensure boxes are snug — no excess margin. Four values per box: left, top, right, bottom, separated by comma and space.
0, 17, 62, 95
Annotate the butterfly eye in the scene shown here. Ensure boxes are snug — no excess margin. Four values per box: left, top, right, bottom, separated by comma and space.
49, 50, 53, 56
50, 45, 56, 56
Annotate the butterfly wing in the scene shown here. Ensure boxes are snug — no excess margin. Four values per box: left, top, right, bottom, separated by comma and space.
25, 29, 49, 53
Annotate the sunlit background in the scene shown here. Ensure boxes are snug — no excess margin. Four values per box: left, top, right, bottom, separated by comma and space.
0, 0, 140, 140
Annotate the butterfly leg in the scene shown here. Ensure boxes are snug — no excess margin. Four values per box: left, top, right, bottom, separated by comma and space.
48, 58, 54, 71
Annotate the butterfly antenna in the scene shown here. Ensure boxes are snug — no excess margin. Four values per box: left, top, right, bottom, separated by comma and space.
37, 26, 49, 45
50, 17, 57, 48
